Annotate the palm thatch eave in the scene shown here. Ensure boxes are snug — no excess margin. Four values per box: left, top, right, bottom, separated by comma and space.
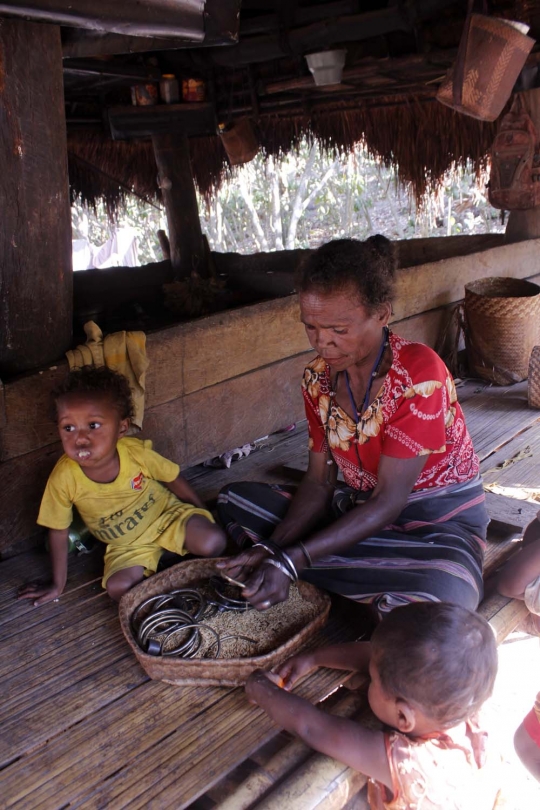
67, 95, 498, 219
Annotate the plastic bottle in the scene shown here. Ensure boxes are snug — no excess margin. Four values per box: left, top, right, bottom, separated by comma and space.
45, 511, 94, 554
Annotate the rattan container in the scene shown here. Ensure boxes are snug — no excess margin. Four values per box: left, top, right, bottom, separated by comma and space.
436, 15, 534, 121
464, 276, 540, 385
119, 558, 331, 687
528, 346, 540, 408
218, 118, 259, 166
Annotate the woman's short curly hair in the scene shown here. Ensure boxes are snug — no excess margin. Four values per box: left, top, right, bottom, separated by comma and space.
296, 235, 397, 311
53, 366, 134, 422
371, 602, 498, 729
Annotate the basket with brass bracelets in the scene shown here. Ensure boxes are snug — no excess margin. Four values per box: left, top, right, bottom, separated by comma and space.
119, 558, 330, 687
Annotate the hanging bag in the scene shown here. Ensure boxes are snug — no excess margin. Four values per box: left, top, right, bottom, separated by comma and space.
488, 95, 540, 209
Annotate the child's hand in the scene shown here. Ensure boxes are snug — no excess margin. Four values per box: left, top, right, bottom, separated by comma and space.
245, 669, 282, 705
274, 651, 317, 690
17, 581, 62, 607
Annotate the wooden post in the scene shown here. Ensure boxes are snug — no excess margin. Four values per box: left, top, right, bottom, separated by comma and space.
151, 133, 205, 278
0, 18, 72, 375
505, 88, 540, 242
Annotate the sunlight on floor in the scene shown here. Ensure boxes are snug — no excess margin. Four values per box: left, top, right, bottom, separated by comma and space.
484, 629, 540, 808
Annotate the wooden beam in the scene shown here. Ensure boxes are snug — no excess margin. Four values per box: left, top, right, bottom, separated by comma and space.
209, 8, 411, 67
254, 746, 367, 810
484, 492, 540, 533
152, 132, 204, 276
0, 296, 310, 462
63, 59, 161, 83
259, 51, 457, 96
0, 18, 72, 375
0, 0, 206, 39
391, 241, 540, 321
239, 1, 358, 36
0, 235, 533, 462
142, 353, 308, 466
60, 0, 241, 58
108, 102, 217, 141
208, 0, 461, 67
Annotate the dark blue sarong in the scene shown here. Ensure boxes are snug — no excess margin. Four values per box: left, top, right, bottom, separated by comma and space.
217, 475, 488, 614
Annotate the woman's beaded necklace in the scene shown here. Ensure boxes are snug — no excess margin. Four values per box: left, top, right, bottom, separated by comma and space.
325, 326, 390, 467
342, 325, 390, 424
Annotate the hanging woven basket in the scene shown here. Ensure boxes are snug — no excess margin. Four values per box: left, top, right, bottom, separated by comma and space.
464, 276, 540, 385
436, 14, 534, 121
218, 118, 259, 166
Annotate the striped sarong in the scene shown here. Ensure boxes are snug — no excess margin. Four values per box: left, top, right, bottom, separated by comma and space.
217, 475, 488, 614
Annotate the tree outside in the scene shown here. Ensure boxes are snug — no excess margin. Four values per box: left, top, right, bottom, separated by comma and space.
71, 140, 505, 267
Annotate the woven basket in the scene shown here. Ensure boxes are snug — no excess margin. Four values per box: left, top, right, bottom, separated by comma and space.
219, 118, 259, 166
528, 346, 540, 408
436, 15, 534, 121
119, 558, 331, 687
463, 277, 540, 385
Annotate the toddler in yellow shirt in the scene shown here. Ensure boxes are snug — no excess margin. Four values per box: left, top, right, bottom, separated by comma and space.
18, 366, 226, 605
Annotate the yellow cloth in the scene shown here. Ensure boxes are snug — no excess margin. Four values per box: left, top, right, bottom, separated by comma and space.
66, 321, 149, 430
37, 437, 213, 586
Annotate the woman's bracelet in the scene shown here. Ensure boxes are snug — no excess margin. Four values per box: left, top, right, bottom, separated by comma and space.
298, 541, 313, 568
279, 548, 298, 581
252, 541, 274, 556
252, 538, 299, 581
252, 538, 282, 557
265, 558, 297, 582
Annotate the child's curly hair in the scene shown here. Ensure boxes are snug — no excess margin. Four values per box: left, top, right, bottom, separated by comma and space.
53, 366, 134, 422
371, 602, 498, 728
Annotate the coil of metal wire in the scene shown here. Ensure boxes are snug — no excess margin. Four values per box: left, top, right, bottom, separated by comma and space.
131, 577, 257, 659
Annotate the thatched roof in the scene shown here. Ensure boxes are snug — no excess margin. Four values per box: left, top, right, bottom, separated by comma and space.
63, 0, 539, 214
68, 97, 497, 214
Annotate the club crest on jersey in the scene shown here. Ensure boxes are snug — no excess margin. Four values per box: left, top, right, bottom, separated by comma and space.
131, 472, 144, 491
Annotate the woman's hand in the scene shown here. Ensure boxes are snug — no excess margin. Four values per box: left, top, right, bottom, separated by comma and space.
242, 560, 291, 611
215, 546, 268, 585
17, 581, 62, 607
274, 651, 318, 690
216, 549, 291, 610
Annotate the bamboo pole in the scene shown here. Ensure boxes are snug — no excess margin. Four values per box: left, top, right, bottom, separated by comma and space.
215, 689, 367, 810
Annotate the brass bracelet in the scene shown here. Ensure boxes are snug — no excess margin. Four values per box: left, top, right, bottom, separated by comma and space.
298, 541, 313, 568
266, 558, 296, 582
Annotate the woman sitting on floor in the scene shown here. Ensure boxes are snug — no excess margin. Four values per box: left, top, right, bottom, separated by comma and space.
217, 236, 488, 615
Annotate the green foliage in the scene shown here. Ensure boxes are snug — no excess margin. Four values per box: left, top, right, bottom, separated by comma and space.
72, 139, 504, 264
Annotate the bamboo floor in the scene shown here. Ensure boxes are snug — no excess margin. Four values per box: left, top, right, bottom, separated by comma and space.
1, 379, 540, 809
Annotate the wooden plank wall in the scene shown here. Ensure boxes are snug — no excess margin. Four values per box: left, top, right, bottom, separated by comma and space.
1, 237, 539, 552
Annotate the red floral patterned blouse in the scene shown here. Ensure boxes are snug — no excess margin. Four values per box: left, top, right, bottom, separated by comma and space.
302, 332, 479, 492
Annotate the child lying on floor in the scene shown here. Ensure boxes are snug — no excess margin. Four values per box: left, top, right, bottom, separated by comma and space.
497, 512, 540, 781
246, 602, 500, 810
18, 366, 226, 605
